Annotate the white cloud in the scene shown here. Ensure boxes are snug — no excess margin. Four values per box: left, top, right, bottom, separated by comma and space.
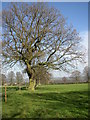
80, 31, 88, 50
80, 30, 88, 62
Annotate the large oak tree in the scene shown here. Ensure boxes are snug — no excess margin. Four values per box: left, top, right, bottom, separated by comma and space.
2, 3, 84, 90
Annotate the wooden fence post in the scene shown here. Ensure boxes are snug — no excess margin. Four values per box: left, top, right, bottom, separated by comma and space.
5, 84, 7, 103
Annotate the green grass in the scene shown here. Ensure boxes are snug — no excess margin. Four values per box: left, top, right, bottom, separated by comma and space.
2, 83, 88, 118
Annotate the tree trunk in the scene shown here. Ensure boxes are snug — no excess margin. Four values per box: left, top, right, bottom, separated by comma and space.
29, 78, 35, 91
26, 63, 35, 91
34, 79, 38, 89
39, 78, 41, 85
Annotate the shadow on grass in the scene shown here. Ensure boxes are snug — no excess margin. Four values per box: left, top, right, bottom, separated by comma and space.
22, 90, 88, 118
2, 87, 88, 118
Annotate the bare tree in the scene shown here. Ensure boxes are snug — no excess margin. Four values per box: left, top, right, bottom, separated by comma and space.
34, 66, 51, 88
1, 74, 7, 85
16, 72, 23, 87
2, 3, 84, 90
83, 66, 88, 82
8, 71, 15, 85
62, 77, 67, 84
71, 70, 81, 83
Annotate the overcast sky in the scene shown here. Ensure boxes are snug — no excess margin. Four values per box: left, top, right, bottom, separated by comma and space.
2, 2, 88, 78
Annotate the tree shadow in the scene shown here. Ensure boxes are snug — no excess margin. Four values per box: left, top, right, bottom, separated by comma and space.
2, 88, 88, 118
23, 90, 88, 118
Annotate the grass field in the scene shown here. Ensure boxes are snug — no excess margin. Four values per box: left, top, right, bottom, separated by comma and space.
2, 83, 88, 118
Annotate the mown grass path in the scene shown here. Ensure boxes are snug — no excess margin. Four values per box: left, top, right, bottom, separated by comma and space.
2, 83, 88, 118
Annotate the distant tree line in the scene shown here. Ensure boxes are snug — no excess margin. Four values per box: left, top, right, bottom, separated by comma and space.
1, 66, 51, 87
1, 66, 89, 86
49, 66, 89, 84
1, 71, 24, 86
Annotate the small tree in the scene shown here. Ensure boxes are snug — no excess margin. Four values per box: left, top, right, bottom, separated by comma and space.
34, 66, 51, 88
62, 77, 67, 84
71, 70, 81, 83
83, 66, 88, 82
16, 72, 23, 88
8, 71, 15, 85
2, 74, 7, 85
